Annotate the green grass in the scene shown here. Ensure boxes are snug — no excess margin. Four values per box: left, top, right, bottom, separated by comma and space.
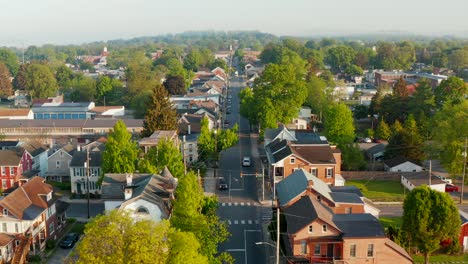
346, 180, 406, 201
379, 216, 402, 229
412, 253, 468, 263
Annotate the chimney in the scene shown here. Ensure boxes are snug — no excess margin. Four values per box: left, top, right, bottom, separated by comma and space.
126, 173, 133, 186
188, 125, 191, 135
124, 187, 133, 200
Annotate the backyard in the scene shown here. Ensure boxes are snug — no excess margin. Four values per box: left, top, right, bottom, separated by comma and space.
346, 180, 406, 202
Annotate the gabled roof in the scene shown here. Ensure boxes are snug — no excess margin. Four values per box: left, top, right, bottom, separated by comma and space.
21, 140, 48, 157
0, 109, 31, 117
459, 210, 468, 225
329, 186, 363, 197
384, 156, 420, 168
0, 176, 53, 220
0, 141, 20, 148
0, 149, 22, 166
69, 151, 102, 167
283, 195, 338, 234
276, 169, 332, 207
329, 192, 363, 204
333, 213, 386, 238
385, 238, 413, 262
366, 143, 387, 155
0, 233, 14, 246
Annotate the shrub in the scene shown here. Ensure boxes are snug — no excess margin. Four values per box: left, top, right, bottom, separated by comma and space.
46, 239, 56, 250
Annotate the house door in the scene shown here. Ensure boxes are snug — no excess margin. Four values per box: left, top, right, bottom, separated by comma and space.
464, 236, 468, 251
327, 244, 334, 258
77, 182, 82, 194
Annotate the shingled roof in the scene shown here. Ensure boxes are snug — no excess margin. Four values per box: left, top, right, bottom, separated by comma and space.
0, 177, 54, 220
0, 149, 22, 166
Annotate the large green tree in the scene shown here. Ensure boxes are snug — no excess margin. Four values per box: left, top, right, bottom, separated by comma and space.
325, 46, 356, 72
434, 76, 467, 107
384, 115, 425, 162
95, 76, 113, 103
13, 64, 28, 90
408, 78, 435, 120
75, 210, 208, 264
0, 62, 13, 98
102, 120, 139, 175
402, 186, 461, 264
197, 117, 239, 162
393, 77, 409, 98
0, 48, 19, 76
375, 119, 391, 141
25, 63, 59, 98
323, 103, 355, 145
139, 138, 185, 178
141, 84, 178, 137
432, 100, 468, 175
163, 75, 186, 95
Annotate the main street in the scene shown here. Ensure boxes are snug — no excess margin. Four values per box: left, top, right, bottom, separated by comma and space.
216, 77, 273, 264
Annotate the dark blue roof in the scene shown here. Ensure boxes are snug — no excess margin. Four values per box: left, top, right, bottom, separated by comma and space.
276, 170, 311, 207
23, 204, 44, 220
330, 192, 363, 204
330, 186, 363, 197
333, 214, 386, 238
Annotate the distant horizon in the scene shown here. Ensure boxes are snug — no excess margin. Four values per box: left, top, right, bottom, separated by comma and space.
1, 0, 467, 47
1, 30, 467, 48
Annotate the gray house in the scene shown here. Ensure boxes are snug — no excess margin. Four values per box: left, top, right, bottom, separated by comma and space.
46, 144, 76, 182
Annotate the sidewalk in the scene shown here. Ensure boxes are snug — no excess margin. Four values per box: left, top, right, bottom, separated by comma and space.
251, 133, 273, 206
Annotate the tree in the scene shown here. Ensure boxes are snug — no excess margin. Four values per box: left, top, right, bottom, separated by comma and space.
0, 62, 13, 98
448, 48, 468, 71
130, 90, 153, 119
238, 88, 257, 126
208, 59, 228, 72
69, 75, 96, 101
163, 75, 186, 95
198, 117, 215, 162
197, 117, 238, 162
13, 64, 28, 90
340, 144, 367, 171
432, 100, 468, 175
139, 138, 185, 178
95, 76, 113, 102
384, 115, 425, 162
325, 46, 356, 72
408, 78, 435, 120
141, 84, 178, 137
168, 231, 208, 264
25, 63, 59, 99
74, 210, 170, 264
171, 171, 231, 263
183, 48, 201, 71
0, 48, 19, 76
434, 76, 467, 107
55, 65, 74, 89
102, 120, 139, 175
344, 64, 363, 76
324, 103, 355, 145
375, 119, 391, 140
402, 186, 461, 264
393, 77, 409, 98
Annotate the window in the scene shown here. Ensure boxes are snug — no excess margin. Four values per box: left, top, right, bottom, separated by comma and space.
290, 158, 295, 164
75, 168, 81, 177
60, 151, 63, 157
317, 195, 321, 201
322, 224, 327, 232
326, 168, 333, 178
350, 244, 356, 257
367, 244, 374, 257
9, 167, 14, 175
15, 240, 20, 246
189, 155, 193, 162
314, 243, 320, 255
2, 180, 6, 189
15, 223, 19, 233
3, 209, 8, 216
49, 223, 54, 235
308, 225, 313, 233
2, 223, 6, 232
345, 207, 352, 214
56, 161, 61, 168
309, 168, 317, 176
1, 167, 5, 175
301, 241, 307, 254
137, 207, 149, 214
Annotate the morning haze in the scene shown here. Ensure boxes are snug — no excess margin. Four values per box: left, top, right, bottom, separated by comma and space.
1, 0, 467, 46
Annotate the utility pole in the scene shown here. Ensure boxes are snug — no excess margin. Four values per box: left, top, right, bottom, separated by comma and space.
85, 148, 90, 219
429, 159, 432, 186
261, 163, 265, 202
276, 206, 280, 264
460, 137, 467, 204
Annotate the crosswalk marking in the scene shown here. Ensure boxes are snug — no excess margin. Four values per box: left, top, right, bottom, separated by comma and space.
228, 203, 232, 206
234, 202, 238, 206
228, 220, 231, 224
234, 220, 238, 224
241, 202, 244, 206
226, 219, 263, 225
248, 220, 252, 224
255, 220, 259, 224
219, 202, 259, 207
247, 202, 251, 206
241, 220, 245, 224
222, 203, 226, 206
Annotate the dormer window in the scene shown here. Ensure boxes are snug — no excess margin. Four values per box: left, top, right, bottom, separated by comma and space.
3, 209, 8, 216
46, 192, 52, 201
290, 158, 295, 164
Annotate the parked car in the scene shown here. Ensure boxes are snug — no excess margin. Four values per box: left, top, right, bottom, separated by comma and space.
242, 156, 251, 167
363, 137, 372, 143
59, 233, 80, 249
445, 184, 459, 193
218, 177, 228, 190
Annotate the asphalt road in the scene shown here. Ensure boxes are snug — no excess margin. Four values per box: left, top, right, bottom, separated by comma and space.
217, 77, 272, 264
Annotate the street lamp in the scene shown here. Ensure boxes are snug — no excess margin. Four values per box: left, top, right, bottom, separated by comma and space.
255, 241, 280, 264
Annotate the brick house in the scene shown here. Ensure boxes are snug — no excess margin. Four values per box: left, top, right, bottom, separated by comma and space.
460, 210, 468, 252
0, 177, 59, 263
276, 169, 380, 217
265, 126, 343, 186
283, 195, 412, 264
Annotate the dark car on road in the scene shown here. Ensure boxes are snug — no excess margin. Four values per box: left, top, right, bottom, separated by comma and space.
59, 233, 80, 249
218, 178, 228, 190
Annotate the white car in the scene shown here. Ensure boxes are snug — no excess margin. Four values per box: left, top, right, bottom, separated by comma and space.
242, 157, 251, 167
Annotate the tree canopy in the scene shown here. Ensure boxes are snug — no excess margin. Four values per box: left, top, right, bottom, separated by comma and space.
402, 185, 461, 264
323, 103, 355, 145
141, 84, 178, 137
25, 63, 59, 99
0, 62, 13, 98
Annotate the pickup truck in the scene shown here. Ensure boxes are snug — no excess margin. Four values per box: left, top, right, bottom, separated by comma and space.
436, 175, 452, 184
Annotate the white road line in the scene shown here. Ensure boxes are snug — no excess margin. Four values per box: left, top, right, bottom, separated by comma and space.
228, 203, 232, 206
228, 220, 231, 225
248, 220, 252, 224
234, 220, 238, 224
222, 203, 225, 206
226, 249, 246, 252
255, 220, 259, 224
247, 202, 251, 206
241, 220, 245, 224
234, 202, 238, 206
241, 202, 244, 206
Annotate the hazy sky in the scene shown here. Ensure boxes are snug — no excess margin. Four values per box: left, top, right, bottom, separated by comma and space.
1, 0, 467, 46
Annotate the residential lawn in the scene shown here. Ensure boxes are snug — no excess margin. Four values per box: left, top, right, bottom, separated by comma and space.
346, 180, 406, 201
412, 253, 468, 263
379, 216, 402, 229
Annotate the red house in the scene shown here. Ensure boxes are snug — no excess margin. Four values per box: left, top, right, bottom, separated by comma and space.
460, 210, 468, 252
0, 149, 26, 190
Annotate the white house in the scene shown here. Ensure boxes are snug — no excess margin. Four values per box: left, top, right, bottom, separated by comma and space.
384, 157, 422, 172
69, 148, 102, 195
101, 168, 177, 222
401, 172, 447, 192
0, 109, 34, 120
